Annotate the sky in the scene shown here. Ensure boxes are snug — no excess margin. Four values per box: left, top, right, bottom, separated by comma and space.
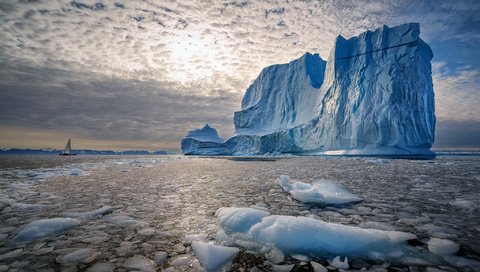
0, 0, 479, 152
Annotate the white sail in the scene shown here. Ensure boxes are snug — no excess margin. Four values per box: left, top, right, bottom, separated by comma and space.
64, 138, 71, 155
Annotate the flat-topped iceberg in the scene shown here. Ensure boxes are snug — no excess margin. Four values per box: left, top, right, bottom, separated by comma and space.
182, 23, 436, 157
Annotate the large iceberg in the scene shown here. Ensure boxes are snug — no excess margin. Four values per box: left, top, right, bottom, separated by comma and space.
182, 23, 436, 157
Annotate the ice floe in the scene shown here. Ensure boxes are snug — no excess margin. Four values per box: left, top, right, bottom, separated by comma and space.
427, 238, 480, 271
217, 207, 418, 261
60, 205, 115, 219
103, 214, 143, 227
427, 238, 459, 255
328, 256, 349, 270
277, 175, 363, 205
13, 217, 80, 243
0, 249, 24, 262
86, 262, 115, 272
310, 261, 328, 272
56, 248, 100, 264
271, 263, 294, 271
123, 255, 155, 272
449, 198, 477, 211
192, 241, 239, 272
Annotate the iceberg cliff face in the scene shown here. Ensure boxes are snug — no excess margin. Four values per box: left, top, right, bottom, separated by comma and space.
181, 23, 436, 157
234, 53, 326, 135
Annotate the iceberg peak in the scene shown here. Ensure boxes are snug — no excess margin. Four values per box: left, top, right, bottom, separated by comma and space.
184, 124, 223, 142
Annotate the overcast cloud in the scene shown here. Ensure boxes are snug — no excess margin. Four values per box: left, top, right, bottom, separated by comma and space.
0, 0, 479, 151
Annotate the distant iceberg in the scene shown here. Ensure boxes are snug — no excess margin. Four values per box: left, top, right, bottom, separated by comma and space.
182, 124, 227, 155
182, 23, 436, 157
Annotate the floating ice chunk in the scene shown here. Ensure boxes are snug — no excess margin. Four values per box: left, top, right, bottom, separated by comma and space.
442, 255, 480, 271
215, 207, 270, 233
170, 254, 194, 268
0, 249, 24, 261
192, 241, 239, 272
427, 238, 459, 255
328, 256, 349, 270
267, 248, 285, 264
10, 202, 45, 211
56, 248, 100, 264
103, 215, 140, 227
86, 262, 115, 272
0, 195, 16, 205
153, 251, 168, 266
184, 233, 208, 244
124, 255, 155, 272
271, 264, 294, 272
14, 217, 80, 243
449, 199, 476, 211
69, 169, 81, 176
173, 243, 186, 253
116, 241, 135, 256
138, 228, 156, 236
427, 238, 480, 270
217, 207, 416, 261
277, 175, 363, 205
417, 224, 458, 238
310, 261, 328, 272
61, 206, 115, 219
291, 254, 310, 262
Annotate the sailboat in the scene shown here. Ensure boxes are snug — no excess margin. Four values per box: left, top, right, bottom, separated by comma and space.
60, 138, 77, 156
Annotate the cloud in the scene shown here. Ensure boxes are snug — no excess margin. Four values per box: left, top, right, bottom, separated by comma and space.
0, 64, 237, 150
432, 62, 480, 121
2, 0, 476, 95
434, 120, 480, 149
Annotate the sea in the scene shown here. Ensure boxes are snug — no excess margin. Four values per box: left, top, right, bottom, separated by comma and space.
0, 154, 479, 271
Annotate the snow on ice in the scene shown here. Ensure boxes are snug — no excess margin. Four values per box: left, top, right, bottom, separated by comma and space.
216, 207, 418, 261
277, 175, 363, 205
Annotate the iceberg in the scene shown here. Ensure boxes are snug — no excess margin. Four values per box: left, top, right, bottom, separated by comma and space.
182, 23, 435, 157
234, 52, 326, 135
181, 124, 227, 155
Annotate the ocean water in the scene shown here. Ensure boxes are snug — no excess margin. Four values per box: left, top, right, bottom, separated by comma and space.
0, 155, 479, 271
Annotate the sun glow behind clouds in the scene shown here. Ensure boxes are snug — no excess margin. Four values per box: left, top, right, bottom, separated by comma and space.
166, 32, 229, 84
